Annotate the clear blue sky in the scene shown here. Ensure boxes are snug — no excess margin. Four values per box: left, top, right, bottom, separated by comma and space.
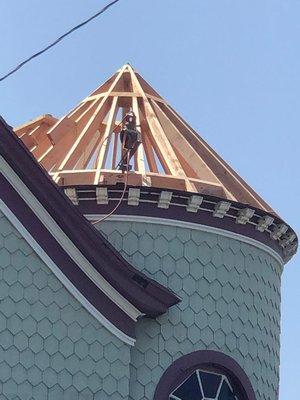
0, 1, 299, 397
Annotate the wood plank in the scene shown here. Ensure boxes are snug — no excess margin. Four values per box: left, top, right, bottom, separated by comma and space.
111, 132, 119, 169
14, 114, 57, 135
68, 99, 97, 120
98, 170, 143, 186
152, 100, 221, 184
132, 97, 145, 174
32, 134, 53, 160
58, 65, 127, 171
50, 167, 224, 195
40, 132, 76, 170
76, 130, 103, 169
120, 106, 130, 167
28, 123, 49, 141
148, 173, 189, 192
94, 97, 119, 184
128, 66, 186, 177
165, 104, 273, 211
82, 92, 167, 105
75, 99, 103, 130
45, 99, 101, 155
58, 97, 112, 170
90, 72, 119, 96
18, 124, 44, 139
21, 135, 36, 151
139, 110, 158, 173
47, 116, 77, 144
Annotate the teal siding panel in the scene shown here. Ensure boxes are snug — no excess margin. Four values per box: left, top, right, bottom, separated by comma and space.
99, 220, 283, 400
0, 211, 130, 400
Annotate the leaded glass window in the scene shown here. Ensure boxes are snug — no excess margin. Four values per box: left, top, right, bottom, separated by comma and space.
170, 369, 239, 400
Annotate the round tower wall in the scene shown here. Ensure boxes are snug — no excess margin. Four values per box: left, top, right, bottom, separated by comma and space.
97, 219, 283, 400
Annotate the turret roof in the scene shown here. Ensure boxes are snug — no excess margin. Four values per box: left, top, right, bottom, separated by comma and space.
15, 64, 274, 213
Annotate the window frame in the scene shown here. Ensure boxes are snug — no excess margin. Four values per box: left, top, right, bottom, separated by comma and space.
153, 350, 256, 400
170, 368, 237, 400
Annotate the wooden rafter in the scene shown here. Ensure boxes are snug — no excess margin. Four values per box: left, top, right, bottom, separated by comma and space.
14, 64, 274, 212
132, 96, 145, 174
94, 96, 119, 184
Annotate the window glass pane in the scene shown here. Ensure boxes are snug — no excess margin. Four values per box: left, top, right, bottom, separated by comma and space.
172, 372, 203, 400
218, 380, 235, 400
199, 371, 222, 398
170, 369, 239, 400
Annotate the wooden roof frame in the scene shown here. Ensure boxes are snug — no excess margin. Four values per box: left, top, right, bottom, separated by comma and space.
15, 64, 275, 213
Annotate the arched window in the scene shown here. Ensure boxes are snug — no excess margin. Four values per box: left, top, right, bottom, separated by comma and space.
154, 350, 256, 400
170, 368, 239, 400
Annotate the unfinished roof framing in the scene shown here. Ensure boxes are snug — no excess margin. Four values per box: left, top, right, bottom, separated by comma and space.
15, 64, 273, 213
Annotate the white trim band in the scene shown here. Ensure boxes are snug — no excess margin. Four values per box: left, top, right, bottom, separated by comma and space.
0, 200, 135, 346
87, 214, 284, 266
0, 156, 141, 322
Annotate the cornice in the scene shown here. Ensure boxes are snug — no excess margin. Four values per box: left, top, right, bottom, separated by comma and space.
70, 184, 297, 264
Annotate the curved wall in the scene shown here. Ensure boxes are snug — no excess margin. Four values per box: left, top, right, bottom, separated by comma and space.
98, 218, 283, 400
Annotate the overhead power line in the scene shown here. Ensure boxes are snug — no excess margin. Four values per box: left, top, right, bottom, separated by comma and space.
0, 0, 121, 83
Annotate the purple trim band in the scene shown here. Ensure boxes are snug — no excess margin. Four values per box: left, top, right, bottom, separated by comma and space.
0, 117, 179, 317
77, 184, 288, 260
154, 350, 256, 400
0, 174, 136, 338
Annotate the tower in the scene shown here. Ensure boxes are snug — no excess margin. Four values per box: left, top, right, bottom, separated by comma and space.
0, 64, 297, 400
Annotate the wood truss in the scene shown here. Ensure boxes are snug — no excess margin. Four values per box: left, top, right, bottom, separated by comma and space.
14, 64, 273, 212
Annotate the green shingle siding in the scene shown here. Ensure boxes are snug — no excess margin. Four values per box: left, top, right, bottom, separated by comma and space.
99, 220, 282, 400
0, 212, 130, 400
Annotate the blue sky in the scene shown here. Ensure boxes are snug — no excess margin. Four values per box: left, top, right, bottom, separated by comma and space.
0, 0, 299, 397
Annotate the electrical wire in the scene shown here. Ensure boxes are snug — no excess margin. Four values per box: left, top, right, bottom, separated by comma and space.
92, 151, 130, 225
0, 0, 121, 83
91, 113, 136, 224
